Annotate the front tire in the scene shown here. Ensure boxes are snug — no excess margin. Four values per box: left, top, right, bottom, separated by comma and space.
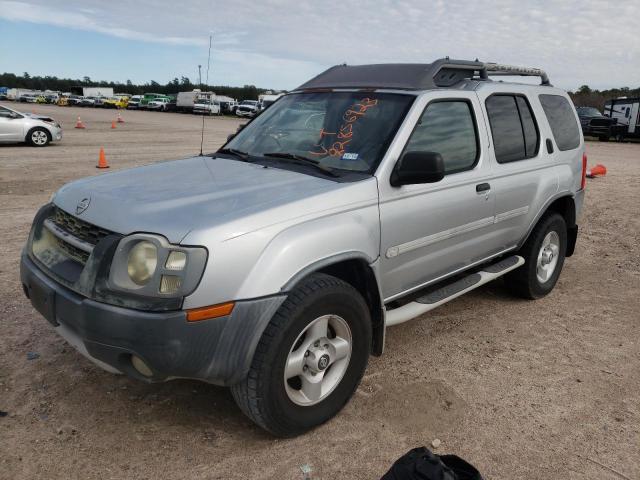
231, 273, 371, 437
505, 213, 567, 299
27, 128, 50, 147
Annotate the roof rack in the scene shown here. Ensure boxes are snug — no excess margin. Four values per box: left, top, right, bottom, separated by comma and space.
295, 58, 552, 91
481, 62, 551, 86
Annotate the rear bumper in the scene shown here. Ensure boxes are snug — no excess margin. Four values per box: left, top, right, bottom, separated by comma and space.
20, 253, 285, 386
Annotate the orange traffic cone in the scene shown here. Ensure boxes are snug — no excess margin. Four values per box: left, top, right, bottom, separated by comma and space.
586, 164, 606, 178
96, 147, 110, 169
111, 120, 117, 129
75, 116, 86, 129
117, 112, 124, 123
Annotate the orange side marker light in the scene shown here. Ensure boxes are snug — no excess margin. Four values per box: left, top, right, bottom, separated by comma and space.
186, 302, 235, 322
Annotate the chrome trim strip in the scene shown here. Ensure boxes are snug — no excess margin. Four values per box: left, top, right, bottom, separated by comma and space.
386, 206, 529, 259
386, 216, 495, 258
43, 218, 94, 254
494, 206, 529, 223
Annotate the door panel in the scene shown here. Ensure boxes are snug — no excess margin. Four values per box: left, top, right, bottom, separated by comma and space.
475, 86, 562, 250
0, 116, 25, 141
377, 91, 504, 301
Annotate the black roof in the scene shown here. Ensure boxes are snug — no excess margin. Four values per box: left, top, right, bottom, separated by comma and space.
296, 58, 550, 91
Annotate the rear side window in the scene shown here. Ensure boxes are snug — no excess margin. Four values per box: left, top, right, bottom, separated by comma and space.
539, 94, 580, 151
404, 100, 478, 174
485, 95, 540, 163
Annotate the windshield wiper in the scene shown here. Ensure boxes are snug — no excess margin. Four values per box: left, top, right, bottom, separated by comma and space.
263, 152, 340, 178
215, 148, 250, 161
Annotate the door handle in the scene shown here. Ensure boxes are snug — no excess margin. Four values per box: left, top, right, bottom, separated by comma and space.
546, 138, 554, 154
476, 183, 491, 193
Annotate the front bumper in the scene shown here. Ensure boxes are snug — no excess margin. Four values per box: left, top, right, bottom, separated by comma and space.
20, 253, 285, 386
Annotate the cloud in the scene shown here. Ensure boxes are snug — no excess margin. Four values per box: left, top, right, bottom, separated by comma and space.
1, 0, 638, 89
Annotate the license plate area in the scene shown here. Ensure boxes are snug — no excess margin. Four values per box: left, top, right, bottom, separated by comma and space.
28, 275, 58, 326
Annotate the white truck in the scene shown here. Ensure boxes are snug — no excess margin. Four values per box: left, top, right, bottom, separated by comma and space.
193, 95, 221, 115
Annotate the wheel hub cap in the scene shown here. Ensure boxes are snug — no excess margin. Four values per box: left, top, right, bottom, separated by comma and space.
284, 314, 352, 406
536, 231, 560, 283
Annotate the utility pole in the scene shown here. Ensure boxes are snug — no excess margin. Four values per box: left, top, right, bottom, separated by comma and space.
198, 65, 202, 89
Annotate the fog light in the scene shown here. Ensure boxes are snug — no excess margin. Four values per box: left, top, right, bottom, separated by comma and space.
131, 355, 153, 377
160, 275, 182, 294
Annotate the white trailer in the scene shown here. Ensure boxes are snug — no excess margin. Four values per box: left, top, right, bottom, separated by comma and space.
177, 90, 215, 112
604, 97, 640, 140
82, 87, 114, 97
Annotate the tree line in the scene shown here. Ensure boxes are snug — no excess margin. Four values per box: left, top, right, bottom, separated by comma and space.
0, 72, 275, 101
569, 85, 640, 111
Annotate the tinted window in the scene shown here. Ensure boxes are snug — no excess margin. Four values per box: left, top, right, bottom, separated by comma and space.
539, 94, 581, 151
516, 97, 539, 157
486, 96, 526, 163
404, 101, 478, 174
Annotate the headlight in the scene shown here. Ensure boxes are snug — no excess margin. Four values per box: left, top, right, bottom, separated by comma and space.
109, 234, 207, 298
127, 241, 158, 285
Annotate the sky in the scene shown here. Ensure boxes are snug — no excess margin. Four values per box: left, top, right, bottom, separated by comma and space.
0, 0, 638, 91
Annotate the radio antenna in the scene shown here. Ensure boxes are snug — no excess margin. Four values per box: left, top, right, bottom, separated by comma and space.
199, 34, 212, 156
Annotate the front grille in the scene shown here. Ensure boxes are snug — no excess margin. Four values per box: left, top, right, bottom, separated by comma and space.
52, 207, 112, 246
590, 118, 613, 127
55, 237, 90, 264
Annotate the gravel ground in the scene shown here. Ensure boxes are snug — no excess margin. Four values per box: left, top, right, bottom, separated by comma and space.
0, 103, 638, 480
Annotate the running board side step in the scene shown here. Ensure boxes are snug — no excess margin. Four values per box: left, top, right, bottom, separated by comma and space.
385, 255, 524, 327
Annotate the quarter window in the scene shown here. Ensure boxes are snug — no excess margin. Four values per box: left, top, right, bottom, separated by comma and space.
404, 100, 478, 174
538, 94, 581, 151
485, 95, 540, 163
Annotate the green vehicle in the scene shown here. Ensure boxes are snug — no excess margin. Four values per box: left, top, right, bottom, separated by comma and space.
139, 93, 171, 109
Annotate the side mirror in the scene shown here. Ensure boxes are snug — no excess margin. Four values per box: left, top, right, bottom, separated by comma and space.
390, 151, 445, 186
226, 133, 236, 142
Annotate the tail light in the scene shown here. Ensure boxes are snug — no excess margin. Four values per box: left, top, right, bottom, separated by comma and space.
580, 152, 587, 190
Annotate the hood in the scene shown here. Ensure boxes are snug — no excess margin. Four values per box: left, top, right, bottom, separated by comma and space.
53, 156, 345, 243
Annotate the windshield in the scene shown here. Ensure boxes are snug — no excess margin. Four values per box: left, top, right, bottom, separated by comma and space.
242, 101, 257, 105
225, 91, 414, 173
577, 107, 602, 117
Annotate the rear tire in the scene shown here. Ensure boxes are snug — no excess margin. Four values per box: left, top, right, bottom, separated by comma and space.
231, 273, 371, 437
505, 213, 567, 299
26, 127, 50, 147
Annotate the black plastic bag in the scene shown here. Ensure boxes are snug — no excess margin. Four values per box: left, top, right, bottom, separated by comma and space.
381, 447, 483, 480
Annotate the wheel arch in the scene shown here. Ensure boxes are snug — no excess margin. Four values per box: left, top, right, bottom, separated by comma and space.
25, 126, 52, 146
521, 194, 577, 256
282, 253, 385, 357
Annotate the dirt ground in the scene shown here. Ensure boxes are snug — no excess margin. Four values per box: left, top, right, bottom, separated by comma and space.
0, 103, 638, 480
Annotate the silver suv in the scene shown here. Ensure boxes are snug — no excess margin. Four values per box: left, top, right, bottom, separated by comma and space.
21, 59, 586, 436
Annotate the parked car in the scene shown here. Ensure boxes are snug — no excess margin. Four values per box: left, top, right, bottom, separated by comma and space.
146, 97, 171, 111
18, 94, 39, 103
79, 96, 99, 107
102, 95, 130, 109
193, 97, 221, 115
126, 95, 143, 109
139, 94, 169, 109
44, 93, 60, 104
220, 99, 238, 114
66, 95, 84, 106
235, 100, 259, 117
0, 104, 62, 146
576, 106, 616, 141
20, 58, 586, 437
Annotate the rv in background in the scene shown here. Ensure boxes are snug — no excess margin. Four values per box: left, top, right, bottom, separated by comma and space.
604, 97, 640, 141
